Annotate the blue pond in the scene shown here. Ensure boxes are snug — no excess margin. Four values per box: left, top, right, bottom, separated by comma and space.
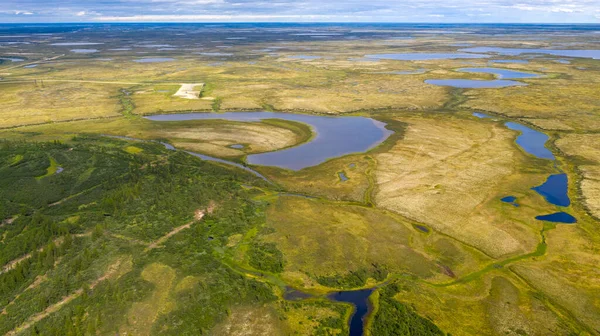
473, 112, 491, 118
414, 224, 430, 233
338, 171, 348, 181
329, 289, 374, 336
505, 122, 554, 159
536, 212, 577, 223
365, 53, 490, 61
460, 47, 600, 60
501, 196, 519, 207
501, 196, 517, 202
458, 67, 540, 79
146, 112, 392, 170
229, 144, 244, 149
426, 79, 525, 88
532, 174, 570, 207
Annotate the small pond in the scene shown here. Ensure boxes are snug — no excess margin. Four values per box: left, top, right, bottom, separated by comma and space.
532, 174, 570, 207
536, 212, 577, 223
329, 288, 374, 336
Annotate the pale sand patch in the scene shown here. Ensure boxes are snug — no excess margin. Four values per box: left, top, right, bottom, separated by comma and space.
173, 83, 204, 99
374, 117, 538, 257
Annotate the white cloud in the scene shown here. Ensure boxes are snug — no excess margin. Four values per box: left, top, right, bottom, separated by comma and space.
76, 11, 87, 16
14, 10, 34, 15
97, 14, 337, 21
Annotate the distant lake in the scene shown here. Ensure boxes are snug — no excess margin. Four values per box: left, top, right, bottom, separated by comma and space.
425, 79, 525, 88
134, 58, 175, 63
0, 57, 24, 62
288, 55, 321, 60
458, 67, 540, 79
51, 42, 103, 46
460, 47, 600, 60
489, 60, 529, 64
146, 112, 392, 170
70, 49, 98, 53
365, 53, 491, 61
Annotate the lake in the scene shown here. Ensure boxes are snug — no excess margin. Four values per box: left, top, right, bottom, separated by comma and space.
505, 122, 554, 159
536, 212, 577, 223
458, 67, 540, 79
532, 174, 570, 207
134, 57, 175, 63
426, 79, 525, 88
365, 53, 491, 61
145, 112, 392, 170
460, 47, 600, 60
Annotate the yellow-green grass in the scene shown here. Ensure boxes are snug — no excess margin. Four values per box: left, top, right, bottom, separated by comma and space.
556, 133, 600, 219
0, 82, 121, 128
121, 263, 177, 335
374, 114, 557, 258
464, 76, 600, 132
0, 116, 311, 159
35, 156, 59, 180
262, 195, 492, 291
9, 154, 23, 166
130, 84, 213, 115
277, 299, 346, 335
389, 272, 581, 336
209, 305, 287, 336
256, 154, 371, 203
124, 145, 144, 154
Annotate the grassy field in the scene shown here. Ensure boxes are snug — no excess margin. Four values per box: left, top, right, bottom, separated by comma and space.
1, 24, 600, 336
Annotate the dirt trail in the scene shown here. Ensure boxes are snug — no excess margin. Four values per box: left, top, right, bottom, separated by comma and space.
144, 205, 213, 251
5, 259, 124, 336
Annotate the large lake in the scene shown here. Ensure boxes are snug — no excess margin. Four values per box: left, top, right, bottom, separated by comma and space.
145, 112, 392, 170
460, 47, 600, 60
365, 53, 491, 60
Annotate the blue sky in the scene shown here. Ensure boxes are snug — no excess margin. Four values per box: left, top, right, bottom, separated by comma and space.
1, 0, 599, 23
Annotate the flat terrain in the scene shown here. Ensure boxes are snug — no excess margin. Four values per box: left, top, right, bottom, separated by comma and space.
0, 23, 599, 336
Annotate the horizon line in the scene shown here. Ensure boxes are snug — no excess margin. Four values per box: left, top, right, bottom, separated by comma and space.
2, 21, 600, 25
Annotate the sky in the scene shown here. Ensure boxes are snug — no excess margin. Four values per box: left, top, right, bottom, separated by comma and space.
1, 0, 599, 23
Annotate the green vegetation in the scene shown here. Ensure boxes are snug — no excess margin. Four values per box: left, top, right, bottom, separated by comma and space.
1, 24, 600, 336
370, 283, 444, 336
